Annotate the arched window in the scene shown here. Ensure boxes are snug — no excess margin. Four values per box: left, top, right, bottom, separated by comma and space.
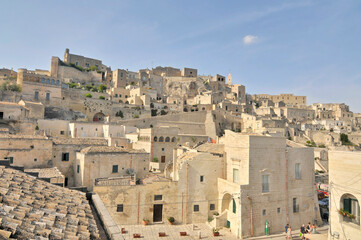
41, 78, 45, 83
51, 79, 55, 85
154, 136, 157, 142
183, 108, 188, 112
159, 136, 164, 142
56, 80, 60, 86
165, 137, 170, 142
171, 137, 176, 142
46, 78, 50, 84
341, 193, 360, 225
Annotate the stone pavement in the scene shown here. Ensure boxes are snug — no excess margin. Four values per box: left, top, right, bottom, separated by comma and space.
247, 225, 328, 240
117, 223, 238, 240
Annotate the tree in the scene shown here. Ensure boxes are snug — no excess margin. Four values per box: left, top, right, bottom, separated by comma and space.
340, 133, 352, 145
0, 82, 21, 92
84, 93, 92, 98
99, 96, 105, 100
98, 84, 107, 92
151, 109, 157, 117
115, 110, 124, 118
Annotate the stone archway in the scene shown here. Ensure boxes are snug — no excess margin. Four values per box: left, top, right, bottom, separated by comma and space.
221, 193, 233, 213
93, 112, 105, 122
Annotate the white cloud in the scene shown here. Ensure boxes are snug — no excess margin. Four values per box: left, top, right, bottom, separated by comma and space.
243, 35, 258, 45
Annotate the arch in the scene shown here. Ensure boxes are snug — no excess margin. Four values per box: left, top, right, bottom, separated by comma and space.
340, 193, 360, 225
183, 108, 188, 112
154, 136, 158, 142
165, 137, 170, 142
51, 79, 55, 85
171, 137, 176, 142
119, 100, 124, 103
125, 101, 129, 104
56, 80, 60, 85
159, 136, 164, 142
93, 112, 105, 122
46, 78, 50, 84
221, 193, 233, 213
202, 107, 205, 111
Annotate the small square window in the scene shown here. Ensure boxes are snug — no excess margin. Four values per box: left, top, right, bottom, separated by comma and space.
62, 153, 69, 161
117, 204, 123, 212
262, 209, 266, 216
154, 195, 162, 201
162, 148, 164, 151
277, 208, 281, 213
200, 176, 204, 182
112, 165, 118, 173
210, 204, 215, 210
60, 131, 65, 135
194, 205, 199, 212
34, 158, 37, 162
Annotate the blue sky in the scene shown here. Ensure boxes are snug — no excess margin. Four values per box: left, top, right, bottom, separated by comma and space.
1, 0, 360, 112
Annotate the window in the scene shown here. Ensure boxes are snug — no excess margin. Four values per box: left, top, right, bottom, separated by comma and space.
62, 153, 69, 161
277, 207, 281, 213
46, 92, 50, 101
154, 195, 162, 201
262, 209, 266, 216
115, 94, 118, 97
342, 195, 360, 225
51, 79, 55, 85
161, 148, 164, 152
232, 199, 236, 213
56, 80, 59, 86
233, 169, 239, 183
75, 62, 79, 66
210, 204, 215, 211
200, 176, 204, 182
60, 131, 65, 135
34, 91, 39, 100
41, 78, 45, 83
117, 204, 123, 212
112, 165, 118, 173
194, 205, 199, 212
0, 112, 3, 119
293, 198, 299, 213
46, 79, 50, 84
34, 158, 37, 162
4, 157, 13, 164
262, 175, 269, 193
295, 163, 301, 179
77, 165, 80, 173
161, 156, 165, 163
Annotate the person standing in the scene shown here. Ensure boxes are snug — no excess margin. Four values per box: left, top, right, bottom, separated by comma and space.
286, 225, 292, 240
300, 224, 306, 239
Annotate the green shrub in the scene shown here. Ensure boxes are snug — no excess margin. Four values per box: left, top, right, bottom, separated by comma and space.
89, 65, 98, 71
151, 109, 157, 117
115, 110, 124, 118
160, 110, 167, 115
134, 114, 139, 118
0, 82, 21, 92
99, 96, 105, 100
341, 133, 352, 145
153, 157, 159, 162
84, 93, 92, 98
98, 84, 107, 92
85, 85, 93, 91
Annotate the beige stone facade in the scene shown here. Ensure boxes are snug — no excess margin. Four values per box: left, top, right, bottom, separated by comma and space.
329, 151, 361, 239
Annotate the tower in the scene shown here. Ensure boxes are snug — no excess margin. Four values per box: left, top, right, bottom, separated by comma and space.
227, 72, 233, 85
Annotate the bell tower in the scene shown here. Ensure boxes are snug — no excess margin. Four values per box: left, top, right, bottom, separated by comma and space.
227, 72, 233, 85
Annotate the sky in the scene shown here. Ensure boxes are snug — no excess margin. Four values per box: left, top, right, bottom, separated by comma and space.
1, 0, 360, 112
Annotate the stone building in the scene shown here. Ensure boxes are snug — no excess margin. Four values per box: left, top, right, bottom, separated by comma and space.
0, 135, 53, 168
93, 149, 223, 226
216, 131, 321, 237
329, 151, 361, 239
253, 94, 307, 107
51, 137, 108, 187
75, 146, 149, 191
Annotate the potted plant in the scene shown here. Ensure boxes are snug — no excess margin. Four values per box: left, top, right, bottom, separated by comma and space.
142, 219, 149, 225
212, 228, 220, 236
167, 217, 175, 225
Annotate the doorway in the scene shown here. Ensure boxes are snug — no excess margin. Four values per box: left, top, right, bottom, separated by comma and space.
0, 112, 3, 119
153, 204, 163, 222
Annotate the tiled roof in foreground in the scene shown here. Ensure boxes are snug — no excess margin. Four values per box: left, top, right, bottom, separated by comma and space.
0, 166, 99, 239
